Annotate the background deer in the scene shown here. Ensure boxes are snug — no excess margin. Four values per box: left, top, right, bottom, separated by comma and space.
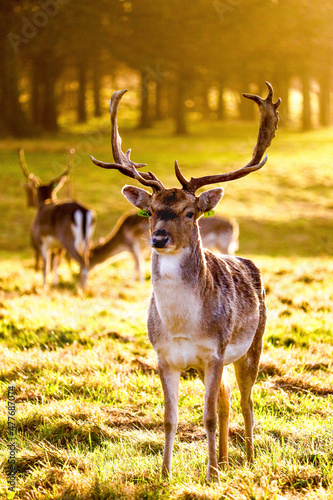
20, 149, 74, 273
91, 83, 280, 480
89, 212, 239, 282
20, 149, 95, 288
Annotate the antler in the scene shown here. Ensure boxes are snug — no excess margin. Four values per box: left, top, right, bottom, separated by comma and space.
49, 148, 75, 186
90, 89, 165, 191
52, 148, 76, 197
175, 82, 281, 194
18, 148, 41, 187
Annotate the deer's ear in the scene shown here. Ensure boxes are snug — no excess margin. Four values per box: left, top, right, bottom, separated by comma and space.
122, 185, 152, 209
197, 188, 224, 213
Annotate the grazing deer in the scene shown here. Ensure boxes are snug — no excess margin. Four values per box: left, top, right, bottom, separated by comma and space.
91, 82, 280, 480
199, 215, 239, 255
19, 149, 74, 272
89, 212, 239, 282
89, 212, 150, 282
19, 149, 95, 288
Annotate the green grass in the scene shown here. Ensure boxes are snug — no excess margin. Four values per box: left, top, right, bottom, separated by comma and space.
0, 117, 333, 499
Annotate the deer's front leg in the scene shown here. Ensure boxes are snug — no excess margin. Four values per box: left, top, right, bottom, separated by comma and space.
203, 357, 224, 481
40, 244, 49, 288
158, 361, 180, 477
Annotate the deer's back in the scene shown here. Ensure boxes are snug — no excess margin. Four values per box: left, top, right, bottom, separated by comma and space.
32, 201, 94, 240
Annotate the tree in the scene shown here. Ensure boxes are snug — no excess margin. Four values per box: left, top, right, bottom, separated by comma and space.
0, 2, 31, 136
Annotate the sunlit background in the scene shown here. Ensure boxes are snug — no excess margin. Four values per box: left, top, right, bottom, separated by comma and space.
1, 0, 333, 136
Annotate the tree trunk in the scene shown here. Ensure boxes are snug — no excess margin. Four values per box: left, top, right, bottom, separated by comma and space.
41, 68, 58, 132
319, 73, 331, 127
0, 21, 31, 136
31, 59, 41, 127
139, 70, 152, 129
302, 74, 312, 131
166, 84, 176, 119
202, 83, 210, 118
276, 77, 290, 126
155, 80, 164, 121
217, 81, 225, 121
93, 61, 101, 118
238, 83, 255, 120
77, 62, 87, 123
175, 75, 187, 135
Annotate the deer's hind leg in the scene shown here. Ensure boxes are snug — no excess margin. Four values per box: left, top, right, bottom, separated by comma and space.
217, 373, 231, 468
233, 303, 266, 462
59, 238, 88, 289
131, 241, 145, 283
40, 244, 50, 288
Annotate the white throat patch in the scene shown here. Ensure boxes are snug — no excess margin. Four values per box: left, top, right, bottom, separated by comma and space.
153, 249, 202, 336
157, 250, 185, 278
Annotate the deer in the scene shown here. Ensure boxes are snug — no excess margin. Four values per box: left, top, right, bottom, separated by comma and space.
19, 148, 74, 273
19, 149, 96, 289
90, 82, 280, 481
89, 212, 239, 282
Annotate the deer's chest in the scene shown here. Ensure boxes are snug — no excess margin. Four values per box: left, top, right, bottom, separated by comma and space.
151, 253, 218, 370
153, 253, 202, 335
152, 277, 217, 370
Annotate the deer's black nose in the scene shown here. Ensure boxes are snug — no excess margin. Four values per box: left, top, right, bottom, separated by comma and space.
151, 229, 169, 249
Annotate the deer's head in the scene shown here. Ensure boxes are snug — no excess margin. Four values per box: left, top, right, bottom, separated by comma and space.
123, 185, 223, 252
19, 149, 74, 208
91, 85, 280, 253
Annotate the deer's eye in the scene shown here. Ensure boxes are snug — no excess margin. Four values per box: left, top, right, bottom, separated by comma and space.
186, 212, 194, 219
147, 211, 152, 217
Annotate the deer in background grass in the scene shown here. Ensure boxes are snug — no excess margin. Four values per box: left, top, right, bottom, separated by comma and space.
91, 83, 280, 480
19, 149, 95, 289
20, 149, 74, 273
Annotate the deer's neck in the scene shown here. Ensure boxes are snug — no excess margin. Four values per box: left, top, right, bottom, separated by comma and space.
151, 225, 206, 338
89, 226, 126, 267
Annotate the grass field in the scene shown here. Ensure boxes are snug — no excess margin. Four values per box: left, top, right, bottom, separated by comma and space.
0, 115, 332, 499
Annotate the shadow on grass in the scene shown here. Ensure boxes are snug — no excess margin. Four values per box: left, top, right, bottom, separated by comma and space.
238, 217, 332, 257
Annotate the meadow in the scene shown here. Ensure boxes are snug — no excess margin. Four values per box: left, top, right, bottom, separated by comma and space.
0, 113, 332, 499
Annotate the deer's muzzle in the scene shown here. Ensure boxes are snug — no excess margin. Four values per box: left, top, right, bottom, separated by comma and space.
151, 229, 170, 249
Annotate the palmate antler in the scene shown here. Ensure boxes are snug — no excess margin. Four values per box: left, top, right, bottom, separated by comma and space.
91, 83, 281, 194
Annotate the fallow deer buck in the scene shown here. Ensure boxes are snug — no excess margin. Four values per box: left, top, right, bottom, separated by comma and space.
19, 149, 95, 288
89, 212, 239, 282
91, 82, 280, 480
20, 148, 74, 273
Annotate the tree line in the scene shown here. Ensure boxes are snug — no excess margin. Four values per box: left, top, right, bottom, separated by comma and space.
1, 0, 332, 137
